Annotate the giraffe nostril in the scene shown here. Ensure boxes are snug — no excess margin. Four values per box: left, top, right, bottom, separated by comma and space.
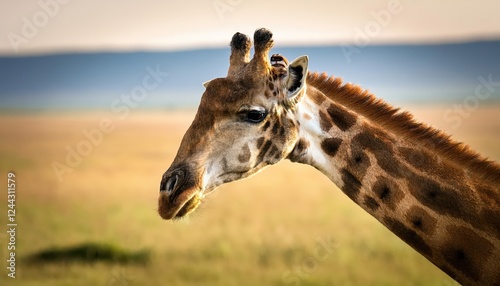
166, 175, 178, 193
160, 168, 187, 194
160, 174, 179, 193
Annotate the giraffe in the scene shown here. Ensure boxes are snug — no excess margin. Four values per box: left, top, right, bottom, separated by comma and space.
158, 28, 500, 285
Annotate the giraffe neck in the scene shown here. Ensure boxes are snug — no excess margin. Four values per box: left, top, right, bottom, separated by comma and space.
288, 83, 500, 286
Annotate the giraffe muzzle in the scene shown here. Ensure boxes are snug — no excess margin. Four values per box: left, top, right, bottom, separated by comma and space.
158, 167, 202, 220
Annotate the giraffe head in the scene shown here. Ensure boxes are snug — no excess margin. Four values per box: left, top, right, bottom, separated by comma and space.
158, 28, 308, 219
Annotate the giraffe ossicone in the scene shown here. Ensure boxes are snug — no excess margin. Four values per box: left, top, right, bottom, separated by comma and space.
158, 28, 500, 286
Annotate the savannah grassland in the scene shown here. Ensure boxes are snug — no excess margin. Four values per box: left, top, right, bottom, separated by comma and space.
1, 105, 499, 286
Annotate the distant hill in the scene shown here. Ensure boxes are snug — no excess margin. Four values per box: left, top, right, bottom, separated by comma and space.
1, 41, 499, 110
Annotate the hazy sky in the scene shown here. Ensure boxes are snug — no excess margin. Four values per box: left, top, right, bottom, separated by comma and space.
1, 0, 500, 55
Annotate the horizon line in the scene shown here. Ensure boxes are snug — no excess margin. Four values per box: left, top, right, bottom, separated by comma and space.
2, 35, 500, 58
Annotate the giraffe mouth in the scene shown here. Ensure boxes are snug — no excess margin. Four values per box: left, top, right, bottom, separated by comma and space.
158, 187, 203, 220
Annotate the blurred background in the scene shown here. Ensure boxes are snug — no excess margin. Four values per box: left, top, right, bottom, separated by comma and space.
1, 0, 499, 285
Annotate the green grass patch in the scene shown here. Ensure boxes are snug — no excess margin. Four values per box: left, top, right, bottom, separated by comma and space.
26, 242, 150, 265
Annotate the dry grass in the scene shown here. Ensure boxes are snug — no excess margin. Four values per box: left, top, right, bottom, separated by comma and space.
0, 105, 498, 285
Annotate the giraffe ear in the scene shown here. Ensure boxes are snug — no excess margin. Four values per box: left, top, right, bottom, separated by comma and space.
285, 55, 308, 107
202, 79, 214, 88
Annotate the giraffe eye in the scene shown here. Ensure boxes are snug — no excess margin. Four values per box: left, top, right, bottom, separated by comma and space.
246, 110, 267, 123
239, 109, 267, 123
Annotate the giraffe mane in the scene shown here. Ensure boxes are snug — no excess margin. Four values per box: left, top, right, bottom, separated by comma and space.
307, 72, 500, 185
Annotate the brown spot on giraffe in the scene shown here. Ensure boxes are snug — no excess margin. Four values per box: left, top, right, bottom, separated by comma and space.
410, 175, 475, 221
325, 104, 357, 131
352, 130, 410, 178
321, 137, 343, 157
364, 195, 380, 212
399, 146, 468, 190
238, 144, 251, 163
441, 226, 494, 282
371, 176, 404, 211
384, 217, 433, 258
268, 81, 274, 90
405, 206, 437, 235
398, 148, 497, 238
346, 147, 370, 182
319, 110, 333, 132
256, 140, 273, 165
262, 121, 271, 132
399, 146, 436, 170
272, 122, 280, 135
340, 168, 362, 202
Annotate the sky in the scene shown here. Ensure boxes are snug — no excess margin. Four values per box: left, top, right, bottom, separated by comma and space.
2, 0, 500, 55
1, 1, 500, 110
1, 41, 499, 110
